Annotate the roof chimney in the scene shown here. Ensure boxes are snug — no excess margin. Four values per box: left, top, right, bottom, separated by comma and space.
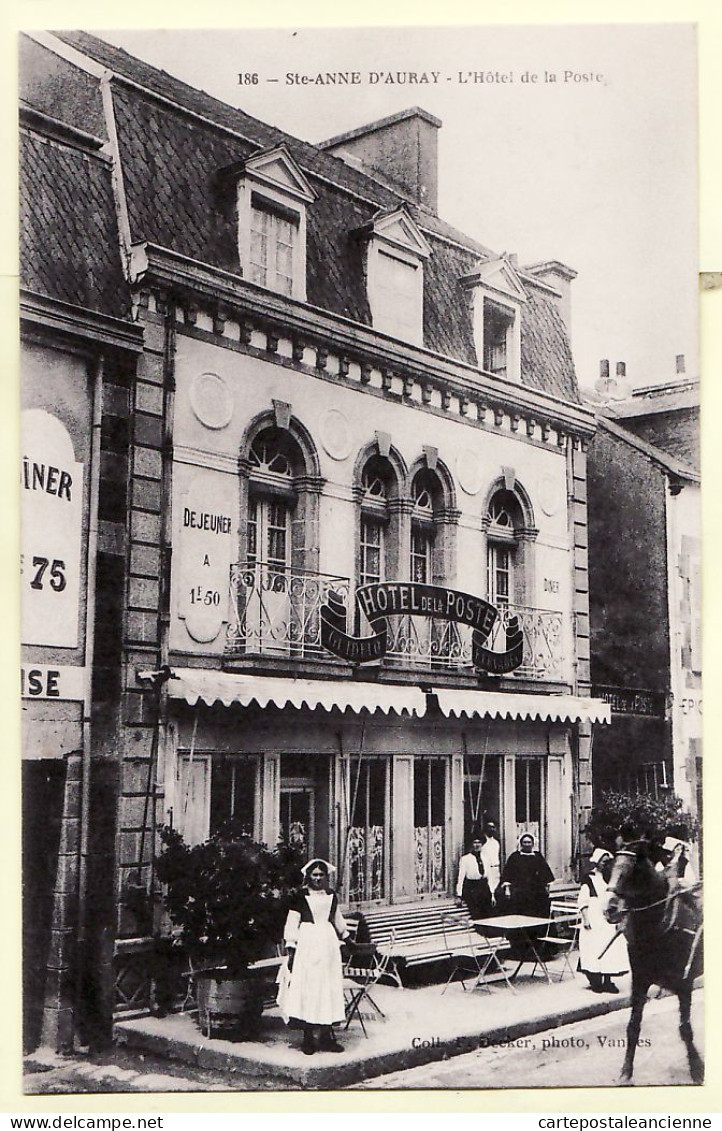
616, 361, 626, 378
319, 107, 442, 212
600, 359, 610, 380
523, 259, 577, 335
676, 353, 686, 375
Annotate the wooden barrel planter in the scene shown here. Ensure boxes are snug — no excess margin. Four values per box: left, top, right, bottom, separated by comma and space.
195, 967, 270, 1040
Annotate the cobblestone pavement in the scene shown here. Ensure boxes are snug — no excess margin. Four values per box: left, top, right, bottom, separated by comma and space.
24, 1045, 293, 1094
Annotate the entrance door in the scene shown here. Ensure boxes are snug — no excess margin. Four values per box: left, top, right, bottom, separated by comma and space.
463, 755, 503, 847
515, 756, 545, 851
280, 785, 315, 855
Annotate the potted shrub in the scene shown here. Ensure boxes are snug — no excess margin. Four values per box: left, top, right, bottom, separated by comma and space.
584, 789, 698, 854
156, 820, 303, 1039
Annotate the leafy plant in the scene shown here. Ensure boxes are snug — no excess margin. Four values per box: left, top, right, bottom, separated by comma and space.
584, 789, 698, 853
156, 820, 304, 975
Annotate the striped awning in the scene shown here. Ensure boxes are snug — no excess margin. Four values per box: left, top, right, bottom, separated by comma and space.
434, 687, 611, 725
167, 668, 610, 724
167, 668, 426, 716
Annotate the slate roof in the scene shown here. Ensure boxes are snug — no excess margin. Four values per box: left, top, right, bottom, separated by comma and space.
19, 107, 132, 320
595, 416, 699, 484
42, 30, 579, 403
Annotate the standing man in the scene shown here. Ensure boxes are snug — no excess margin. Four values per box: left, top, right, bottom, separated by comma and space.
481, 819, 502, 905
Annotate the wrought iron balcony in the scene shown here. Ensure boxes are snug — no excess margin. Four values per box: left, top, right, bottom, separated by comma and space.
226, 567, 565, 681
226, 562, 351, 659
384, 603, 565, 681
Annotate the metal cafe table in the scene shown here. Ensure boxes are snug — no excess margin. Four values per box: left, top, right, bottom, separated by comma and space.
472, 915, 554, 984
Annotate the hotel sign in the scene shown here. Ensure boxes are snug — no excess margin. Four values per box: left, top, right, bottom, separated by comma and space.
321, 581, 524, 673
591, 685, 668, 718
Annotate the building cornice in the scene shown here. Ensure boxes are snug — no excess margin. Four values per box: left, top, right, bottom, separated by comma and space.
20, 290, 144, 353
132, 241, 597, 440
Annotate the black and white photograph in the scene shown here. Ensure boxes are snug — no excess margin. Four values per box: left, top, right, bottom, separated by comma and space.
17, 20, 705, 1098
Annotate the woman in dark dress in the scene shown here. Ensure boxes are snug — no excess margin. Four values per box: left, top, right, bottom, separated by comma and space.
500, 833, 554, 919
456, 832, 493, 920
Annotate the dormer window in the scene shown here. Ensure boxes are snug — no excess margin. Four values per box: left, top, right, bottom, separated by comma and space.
462, 256, 527, 382
235, 146, 315, 301
357, 207, 431, 345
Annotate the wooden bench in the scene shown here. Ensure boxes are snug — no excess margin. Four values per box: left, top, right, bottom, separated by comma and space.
346, 899, 511, 988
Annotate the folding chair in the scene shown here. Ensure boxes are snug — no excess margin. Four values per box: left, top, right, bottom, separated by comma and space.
441, 910, 515, 995
536, 908, 581, 982
343, 945, 390, 1038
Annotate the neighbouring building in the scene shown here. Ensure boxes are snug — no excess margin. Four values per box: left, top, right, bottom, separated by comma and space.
19, 100, 142, 1050
587, 360, 701, 839
20, 30, 609, 1047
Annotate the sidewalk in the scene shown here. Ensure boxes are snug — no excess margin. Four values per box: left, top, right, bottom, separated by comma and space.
113, 956, 639, 1089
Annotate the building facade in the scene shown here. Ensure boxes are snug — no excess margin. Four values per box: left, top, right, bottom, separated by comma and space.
20, 30, 608, 1045
19, 98, 142, 1050
587, 362, 701, 835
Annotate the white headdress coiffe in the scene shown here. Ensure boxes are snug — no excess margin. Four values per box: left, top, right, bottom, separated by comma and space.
301, 858, 337, 877
590, 847, 613, 865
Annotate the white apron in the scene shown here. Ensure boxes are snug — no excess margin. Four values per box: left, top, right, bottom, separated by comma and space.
277, 891, 346, 1026
578, 871, 630, 976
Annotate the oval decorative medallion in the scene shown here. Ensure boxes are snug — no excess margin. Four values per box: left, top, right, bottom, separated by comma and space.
320, 408, 353, 461
538, 472, 563, 516
189, 372, 234, 430
457, 448, 484, 495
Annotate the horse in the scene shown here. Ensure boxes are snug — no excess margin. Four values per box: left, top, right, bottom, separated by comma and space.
605, 841, 703, 1084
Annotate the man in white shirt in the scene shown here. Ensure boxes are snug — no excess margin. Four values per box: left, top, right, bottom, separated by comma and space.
481, 819, 502, 900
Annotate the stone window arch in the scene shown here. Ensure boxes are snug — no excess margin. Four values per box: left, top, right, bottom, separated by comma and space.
483, 476, 537, 608
353, 440, 407, 591
408, 461, 458, 587
239, 410, 323, 576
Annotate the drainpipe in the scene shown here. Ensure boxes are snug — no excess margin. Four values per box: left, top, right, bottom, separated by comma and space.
76, 353, 104, 1044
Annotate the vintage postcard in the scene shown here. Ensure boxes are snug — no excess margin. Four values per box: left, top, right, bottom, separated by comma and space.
16, 19, 705, 1101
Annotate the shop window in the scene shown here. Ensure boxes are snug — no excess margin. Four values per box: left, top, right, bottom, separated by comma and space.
515, 757, 543, 850
347, 758, 388, 903
210, 756, 258, 836
414, 758, 446, 895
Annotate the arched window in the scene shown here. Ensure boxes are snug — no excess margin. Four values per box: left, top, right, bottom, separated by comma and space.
485, 487, 527, 607
234, 415, 322, 659
410, 468, 440, 585
359, 457, 391, 587
246, 427, 298, 575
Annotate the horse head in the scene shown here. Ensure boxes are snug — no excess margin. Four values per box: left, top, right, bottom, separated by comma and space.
604, 849, 636, 924
604, 842, 667, 924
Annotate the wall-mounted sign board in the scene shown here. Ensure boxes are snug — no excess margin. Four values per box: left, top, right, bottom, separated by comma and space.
21, 410, 84, 648
21, 663, 86, 701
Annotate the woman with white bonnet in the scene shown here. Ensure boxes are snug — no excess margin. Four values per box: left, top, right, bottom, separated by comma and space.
578, 847, 629, 994
278, 858, 349, 1055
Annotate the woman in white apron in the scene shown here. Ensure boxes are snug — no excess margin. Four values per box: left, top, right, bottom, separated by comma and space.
278, 858, 349, 1055
578, 847, 629, 993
